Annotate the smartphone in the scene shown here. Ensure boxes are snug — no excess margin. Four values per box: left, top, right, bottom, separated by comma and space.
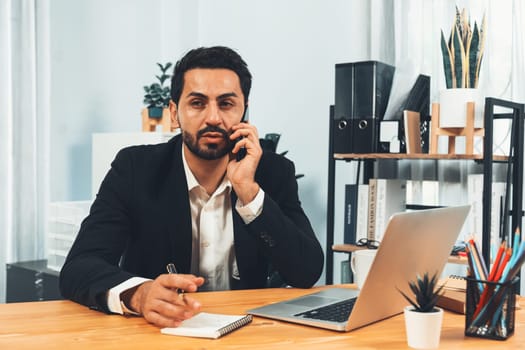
235, 106, 249, 161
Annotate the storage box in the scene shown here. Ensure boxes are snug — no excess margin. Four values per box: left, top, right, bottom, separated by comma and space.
6, 260, 61, 302
47, 201, 91, 271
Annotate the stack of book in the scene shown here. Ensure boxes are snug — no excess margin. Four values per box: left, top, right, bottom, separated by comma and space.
437, 275, 466, 314
343, 175, 506, 251
343, 179, 406, 244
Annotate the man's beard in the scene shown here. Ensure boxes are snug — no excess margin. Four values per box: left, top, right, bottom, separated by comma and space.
182, 125, 235, 160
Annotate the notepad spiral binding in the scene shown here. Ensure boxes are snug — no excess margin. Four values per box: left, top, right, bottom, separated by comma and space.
449, 274, 465, 280
218, 314, 253, 336
445, 275, 467, 291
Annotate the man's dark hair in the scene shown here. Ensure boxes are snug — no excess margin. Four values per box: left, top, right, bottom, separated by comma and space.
170, 46, 252, 105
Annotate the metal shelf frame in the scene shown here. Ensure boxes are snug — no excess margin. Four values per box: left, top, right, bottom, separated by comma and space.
325, 98, 524, 285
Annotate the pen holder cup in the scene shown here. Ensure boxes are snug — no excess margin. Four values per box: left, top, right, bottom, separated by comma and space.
465, 276, 519, 340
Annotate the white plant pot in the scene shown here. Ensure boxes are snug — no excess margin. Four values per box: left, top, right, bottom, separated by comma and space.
404, 306, 443, 349
439, 88, 484, 128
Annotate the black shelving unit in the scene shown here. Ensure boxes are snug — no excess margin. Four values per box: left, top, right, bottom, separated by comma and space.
482, 98, 524, 268
325, 97, 524, 285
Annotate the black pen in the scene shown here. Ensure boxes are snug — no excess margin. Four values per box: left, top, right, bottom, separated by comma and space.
166, 263, 185, 302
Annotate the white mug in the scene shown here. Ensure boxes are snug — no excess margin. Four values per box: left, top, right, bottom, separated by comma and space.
350, 249, 377, 289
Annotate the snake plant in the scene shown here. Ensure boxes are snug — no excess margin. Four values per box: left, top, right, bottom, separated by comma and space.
440, 7, 486, 89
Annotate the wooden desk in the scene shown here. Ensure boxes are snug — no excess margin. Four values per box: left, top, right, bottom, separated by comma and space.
1, 285, 523, 349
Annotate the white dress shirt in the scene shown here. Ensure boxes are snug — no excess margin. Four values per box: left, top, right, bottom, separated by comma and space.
107, 144, 264, 314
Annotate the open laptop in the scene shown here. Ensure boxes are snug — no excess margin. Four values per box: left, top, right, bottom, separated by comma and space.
247, 205, 470, 331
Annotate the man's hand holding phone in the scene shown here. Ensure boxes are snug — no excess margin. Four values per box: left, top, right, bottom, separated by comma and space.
227, 121, 262, 205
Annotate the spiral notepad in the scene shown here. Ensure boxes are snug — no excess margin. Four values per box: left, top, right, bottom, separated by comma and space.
161, 312, 253, 339
443, 274, 466, 291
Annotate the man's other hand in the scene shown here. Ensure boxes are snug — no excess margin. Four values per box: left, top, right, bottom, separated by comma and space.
124, 273, 205, 327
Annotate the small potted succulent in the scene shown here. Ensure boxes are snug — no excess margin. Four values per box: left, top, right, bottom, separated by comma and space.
143, 62, 173, 118
399, 272, 445, 349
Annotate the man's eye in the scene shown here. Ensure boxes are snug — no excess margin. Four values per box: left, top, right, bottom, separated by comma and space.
190, 100, 205, 107
219, 101, 234, 109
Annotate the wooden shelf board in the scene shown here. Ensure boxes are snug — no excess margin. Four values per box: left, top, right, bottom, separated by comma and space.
334, 153, 508, 162
332, 244, 468, 265
332, 243, 367, 253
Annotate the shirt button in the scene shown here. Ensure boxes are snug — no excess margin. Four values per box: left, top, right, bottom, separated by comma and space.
201, 241, 210, 247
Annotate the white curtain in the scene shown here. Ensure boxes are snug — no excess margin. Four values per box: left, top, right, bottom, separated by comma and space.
370, 0, 524, 120
367, 0, 524, 172
366, 0, 524, 277
511, 0, 525, 100
0, 0, 50, 303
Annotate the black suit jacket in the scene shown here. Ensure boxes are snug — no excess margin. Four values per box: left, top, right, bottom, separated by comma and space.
59, 135, 324, 312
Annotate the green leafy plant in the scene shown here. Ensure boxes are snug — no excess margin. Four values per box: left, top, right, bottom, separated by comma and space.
399, 272, 444, 313
143, 62, 173, 111
440, 7, 486, 89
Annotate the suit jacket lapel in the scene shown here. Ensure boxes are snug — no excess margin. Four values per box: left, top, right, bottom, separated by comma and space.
162, 136, 193, 273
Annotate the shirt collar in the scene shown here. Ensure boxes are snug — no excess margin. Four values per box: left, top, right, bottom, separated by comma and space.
181, 144, 232, 196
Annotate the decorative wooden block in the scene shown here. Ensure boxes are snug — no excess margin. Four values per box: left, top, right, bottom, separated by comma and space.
429, 102, 484, 155
141, 108, 177, 132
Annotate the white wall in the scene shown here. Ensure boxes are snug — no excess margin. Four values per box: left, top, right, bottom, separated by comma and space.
49, 0, 198, 200
49, 0, 374, 283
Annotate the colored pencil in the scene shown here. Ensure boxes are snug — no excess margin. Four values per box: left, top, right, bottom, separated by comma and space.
494, 248, 512, 282
471, 241, 525, 328
511, 228, 521, 262
490, 241, 506, 278
469, 238, 488, 279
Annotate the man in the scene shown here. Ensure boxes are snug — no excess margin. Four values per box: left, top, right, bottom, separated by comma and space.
59, 46, 324, 328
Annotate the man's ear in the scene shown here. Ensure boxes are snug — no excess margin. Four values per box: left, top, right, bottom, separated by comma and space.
169, 100, 180, 130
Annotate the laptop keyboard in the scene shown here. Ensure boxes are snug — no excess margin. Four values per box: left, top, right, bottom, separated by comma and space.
294, 297, 357, 323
